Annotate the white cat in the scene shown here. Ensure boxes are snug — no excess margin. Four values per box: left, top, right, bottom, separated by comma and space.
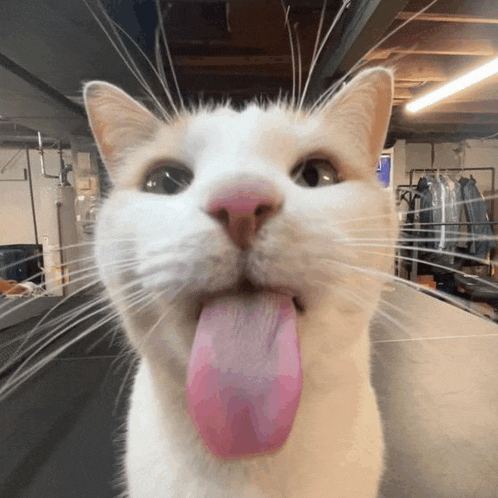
83, 66, 398, 498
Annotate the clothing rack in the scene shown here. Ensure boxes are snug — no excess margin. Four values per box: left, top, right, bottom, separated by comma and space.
408, 167, 495, 218
398, 167, 496, 281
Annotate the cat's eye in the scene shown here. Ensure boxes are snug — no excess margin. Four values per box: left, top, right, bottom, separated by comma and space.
143, 163, 193, 195
292, 158, 339, 188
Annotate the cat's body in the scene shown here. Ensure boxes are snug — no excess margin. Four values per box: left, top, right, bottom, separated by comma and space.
85, 68, 397, 497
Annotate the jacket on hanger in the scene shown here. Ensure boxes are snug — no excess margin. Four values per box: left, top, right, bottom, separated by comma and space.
459, 177, 495, 259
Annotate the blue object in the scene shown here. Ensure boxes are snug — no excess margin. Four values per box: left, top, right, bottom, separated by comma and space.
376, 155, 391, 187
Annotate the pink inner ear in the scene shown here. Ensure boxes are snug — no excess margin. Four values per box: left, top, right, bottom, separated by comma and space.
186, 293, 302, 458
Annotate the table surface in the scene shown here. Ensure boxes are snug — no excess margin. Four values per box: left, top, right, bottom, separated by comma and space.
1, 284, 497, 497
372, 282, 498, 498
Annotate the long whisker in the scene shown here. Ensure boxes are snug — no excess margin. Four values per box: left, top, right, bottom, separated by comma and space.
83, 0, 174, 119
0, 239, 101, 276
136, 304, 171, 356
0, 306, 122, 401
105, 14, 177, 118
352, 243, 494, 269
348, 233, 495, 243
293, 22, 303, 107
112, 354, 138, 416
339, 284, 418, 341
335, 267, 498, 346
1, 278, 139, 374
281, 3, 296, 106
326, 258, 491, 320
0, 284, 157, 400
154, 26, 171, 109
308, 0, 441, 114
0, 258, 138, 361
0, 254, 137, 320
327, 190, 498, 228
307, 0, 327, 103
373, 332, 498, 344
357, 249, 498, 291
154, 0, 185, 111
299, 0, 351, 111
347, 228, 491, 239
399, 191, 498, 218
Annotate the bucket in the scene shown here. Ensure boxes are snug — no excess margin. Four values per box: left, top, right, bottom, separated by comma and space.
0, 244, 44, 284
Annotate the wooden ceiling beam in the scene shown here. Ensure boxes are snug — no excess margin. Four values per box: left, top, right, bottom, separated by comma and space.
395, 80, 424, 87
174, 56, 293, 67
396, 112, 498, 125
391, 57, 448, 82
367, 38, 495, 59
396, 12, 498, 24
309, 0, 410, 95
394, 88, 414, 99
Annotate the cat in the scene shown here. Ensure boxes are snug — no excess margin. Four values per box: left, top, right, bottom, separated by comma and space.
82, 65, 397, 497
4, 2, 498, 496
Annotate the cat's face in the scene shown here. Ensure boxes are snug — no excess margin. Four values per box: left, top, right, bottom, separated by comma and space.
86, 68, 397, 373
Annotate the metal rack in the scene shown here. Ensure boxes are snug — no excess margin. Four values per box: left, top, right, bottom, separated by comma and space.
397, 167, 496, 281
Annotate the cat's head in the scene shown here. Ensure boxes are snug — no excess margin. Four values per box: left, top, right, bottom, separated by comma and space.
84, 68, 397, 371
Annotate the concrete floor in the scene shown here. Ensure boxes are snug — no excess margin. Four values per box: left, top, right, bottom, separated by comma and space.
1, 283, 498, 497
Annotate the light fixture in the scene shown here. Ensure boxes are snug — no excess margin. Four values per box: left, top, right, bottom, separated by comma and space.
406, 56, 498, 113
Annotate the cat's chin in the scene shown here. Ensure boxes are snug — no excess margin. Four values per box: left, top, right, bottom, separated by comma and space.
194, 278, 305, 321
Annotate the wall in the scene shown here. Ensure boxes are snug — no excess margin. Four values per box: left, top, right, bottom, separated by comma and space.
0, 148, 73, 246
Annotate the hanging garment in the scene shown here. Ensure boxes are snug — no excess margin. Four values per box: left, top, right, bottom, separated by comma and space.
440, 176, 460, 263
415, 174, 463, 269
416, 176, 437, 250
460, 177, 495, 259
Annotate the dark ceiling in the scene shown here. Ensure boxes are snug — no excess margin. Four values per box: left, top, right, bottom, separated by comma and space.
1, 0, 498, 148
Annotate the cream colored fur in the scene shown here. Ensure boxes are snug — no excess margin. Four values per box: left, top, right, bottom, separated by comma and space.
84, 68, 398, 498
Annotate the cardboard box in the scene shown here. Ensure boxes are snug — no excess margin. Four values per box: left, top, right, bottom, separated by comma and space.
416, 275, 436, 290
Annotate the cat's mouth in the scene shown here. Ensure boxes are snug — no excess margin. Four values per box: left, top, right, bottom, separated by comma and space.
195, 278, 305, 321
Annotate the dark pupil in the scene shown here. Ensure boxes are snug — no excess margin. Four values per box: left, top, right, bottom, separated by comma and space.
148, 168, 186, 194
162, 169, 184, 194
302, 163, 319, 187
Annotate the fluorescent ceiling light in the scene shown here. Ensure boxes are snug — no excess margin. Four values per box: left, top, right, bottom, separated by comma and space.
406, 56, 498, 113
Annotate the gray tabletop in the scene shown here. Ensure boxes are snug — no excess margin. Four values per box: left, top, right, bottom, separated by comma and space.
373, 282, 498, 498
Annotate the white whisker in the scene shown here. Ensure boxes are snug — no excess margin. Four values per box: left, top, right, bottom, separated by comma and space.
281, 3, 296, 106
83, 0, 174, 119
308, 0, 441, 114
353, 243, 494, 269
300, 0, 350, 111
0, 255, 137, 321
293, 21, 303, 107
154, 0, 185, 111
326, 258, 491, 320
0, 285, 155, 400
373, 333, 498, 344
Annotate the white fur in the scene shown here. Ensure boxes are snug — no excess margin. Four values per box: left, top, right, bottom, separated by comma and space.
86, 68, 398, 497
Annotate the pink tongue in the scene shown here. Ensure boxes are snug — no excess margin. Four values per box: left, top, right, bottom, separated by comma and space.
187, 293, 302, 458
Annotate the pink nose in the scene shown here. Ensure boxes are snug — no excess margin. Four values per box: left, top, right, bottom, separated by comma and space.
207, 180, 282, 250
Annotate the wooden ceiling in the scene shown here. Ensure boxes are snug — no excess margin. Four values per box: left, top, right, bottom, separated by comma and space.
150, 0, 498, 142
1, 0, 498, 145
372, 0, 498, 141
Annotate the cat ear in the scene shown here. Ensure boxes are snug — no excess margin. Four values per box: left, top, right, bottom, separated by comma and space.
320, 68, 393, 170
83, 81, 160, 177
